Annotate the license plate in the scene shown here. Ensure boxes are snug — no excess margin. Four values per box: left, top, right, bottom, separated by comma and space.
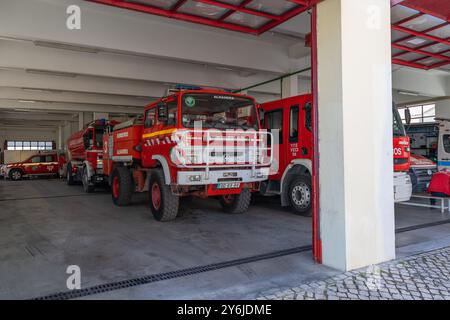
217, 182, 240, 189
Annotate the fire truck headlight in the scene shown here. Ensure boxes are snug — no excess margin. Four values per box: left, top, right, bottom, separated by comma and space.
188, 175, 202, 182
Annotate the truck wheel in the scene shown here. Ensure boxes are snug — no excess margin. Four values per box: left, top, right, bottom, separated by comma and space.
149, 169, 179, 222
66, 163, 75, 186
82, 166, 95, 193
288, 174, 312, 217
111, 167, 133, 206
9, 169, 23, 181
220, 188, 251, 214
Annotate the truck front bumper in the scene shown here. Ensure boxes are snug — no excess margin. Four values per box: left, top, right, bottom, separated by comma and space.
394, 172, 412, 202
177, 167, 270, 186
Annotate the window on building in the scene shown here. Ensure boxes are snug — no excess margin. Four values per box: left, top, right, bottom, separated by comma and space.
399, 104, 436, 124
5, 141, 54, 151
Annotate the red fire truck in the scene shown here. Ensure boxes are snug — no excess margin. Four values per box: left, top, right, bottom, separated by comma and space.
103, 89, 272, 221
66, 119, 118, 192
259, 94, 412, 216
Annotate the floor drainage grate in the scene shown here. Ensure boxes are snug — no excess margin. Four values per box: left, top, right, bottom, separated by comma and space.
31, 245, 313, 300
395, 219, 450, 234
0, 194, 100, 202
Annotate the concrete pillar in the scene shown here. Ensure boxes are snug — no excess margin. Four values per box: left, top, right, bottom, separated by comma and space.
281, 75, 299, 99
435, 100, 450, 119
63, 121, 71, 147
317, 0, 395, 271
58, 125, 63, 150
78, 112, 84, 131
83, 112, 93, 126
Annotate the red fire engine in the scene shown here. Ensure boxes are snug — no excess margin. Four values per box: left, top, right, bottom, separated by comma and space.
259, 94, 412, 216
66, 119, 118, 192
103, 89, 272, 221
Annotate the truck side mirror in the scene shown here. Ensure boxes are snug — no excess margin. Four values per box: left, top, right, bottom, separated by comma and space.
157, 103, 168, 123
83, 135, 90, 149
259, 109, 265, 126
405, 108, 412, 125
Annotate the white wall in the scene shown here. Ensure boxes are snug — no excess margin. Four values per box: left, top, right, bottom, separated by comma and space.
435, 100, 450, 119
0, 127, 57, 153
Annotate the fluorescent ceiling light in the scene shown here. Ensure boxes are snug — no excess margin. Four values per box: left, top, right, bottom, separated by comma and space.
407, 38, 427, 45
13, 108, 32, 112
33, 41, 100, 54
21, 87, 62, 94
26, 69, 77, 78
216, 66, 234, 71
18, 100, 36, 103
398, 90, 420, 96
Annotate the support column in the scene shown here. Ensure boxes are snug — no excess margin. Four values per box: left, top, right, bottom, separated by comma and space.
58, 125, 63, 150
83, 112, 93, 126
281, 74, 299, 99
78, 112, 84, 131
62, 121, 71, 151
317, 0, 395, 271
435, 100, 450, 119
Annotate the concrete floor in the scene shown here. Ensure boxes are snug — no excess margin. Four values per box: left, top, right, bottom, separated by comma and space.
0, 178, 449, 299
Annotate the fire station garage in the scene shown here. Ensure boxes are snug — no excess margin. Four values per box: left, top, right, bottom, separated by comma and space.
1, 0, 450, 301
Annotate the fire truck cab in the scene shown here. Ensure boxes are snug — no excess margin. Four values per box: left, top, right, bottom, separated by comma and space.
259, 95, 412, 216
103, 89, 272, 221
66, 119, 117, 192
259, 95, 313, 216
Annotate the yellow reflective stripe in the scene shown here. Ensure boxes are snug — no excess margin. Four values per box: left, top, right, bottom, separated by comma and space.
142, 128, 177, 139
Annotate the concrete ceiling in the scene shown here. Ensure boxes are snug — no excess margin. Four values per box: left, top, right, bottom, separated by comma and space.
0, 0, 449, 131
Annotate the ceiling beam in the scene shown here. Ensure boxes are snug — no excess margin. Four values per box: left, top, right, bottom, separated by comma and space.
0, 99, 143, 114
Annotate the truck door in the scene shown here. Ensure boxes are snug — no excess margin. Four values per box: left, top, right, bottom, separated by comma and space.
438, 121, 450, 170
285, 99, 313, 168
43, 154, 58, 174
23, 155, 45, 175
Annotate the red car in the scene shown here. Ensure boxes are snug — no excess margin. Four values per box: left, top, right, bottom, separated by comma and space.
5, 152, 59, 181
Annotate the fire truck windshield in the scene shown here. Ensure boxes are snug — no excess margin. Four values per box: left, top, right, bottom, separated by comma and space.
393, 107, 406, 137
94, 129, 104, 148
181, 93, 257, 130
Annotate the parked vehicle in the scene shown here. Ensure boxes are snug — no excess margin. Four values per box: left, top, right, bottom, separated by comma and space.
66, 119, 118, 192
3, 151, 59, 181
103, 89, 272, 221
0, 164, 6, 178
436, 118, 450, 172
258, 95, 412, 216
393, 105, 413, 202
408, 153, 437, 193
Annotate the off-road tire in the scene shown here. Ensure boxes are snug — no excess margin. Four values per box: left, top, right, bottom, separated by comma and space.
220, 188, 251, 214
111, 167, 133, 206
66, 163, 75, 186
82, 166, 95, 193
149, 169, 179, 222
288, 174, 312, 217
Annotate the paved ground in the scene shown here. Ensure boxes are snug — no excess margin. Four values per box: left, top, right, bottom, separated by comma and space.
1, 178, 450, 299
258, 246, 450, 300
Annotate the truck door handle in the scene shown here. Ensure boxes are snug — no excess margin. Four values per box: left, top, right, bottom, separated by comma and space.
301, 147, 308, 155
